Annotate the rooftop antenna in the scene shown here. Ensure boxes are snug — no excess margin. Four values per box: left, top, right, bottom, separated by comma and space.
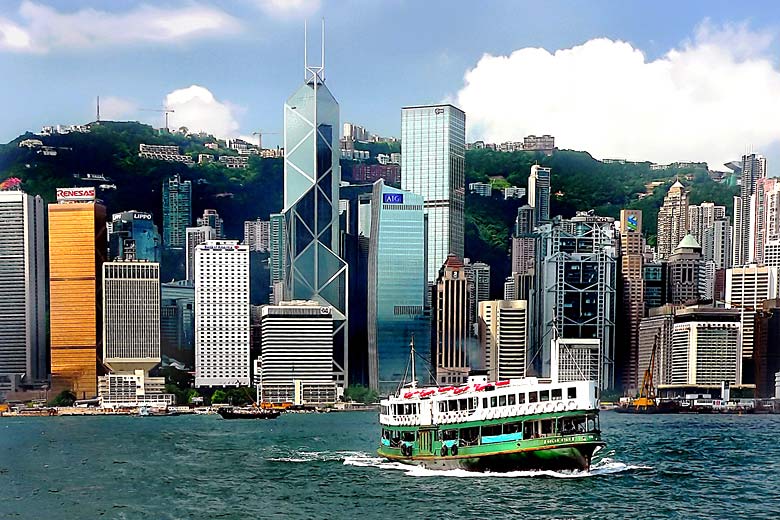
304, 19, 325, 85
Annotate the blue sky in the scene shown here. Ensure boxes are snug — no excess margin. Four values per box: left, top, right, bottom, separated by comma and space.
2, 0, 780, 169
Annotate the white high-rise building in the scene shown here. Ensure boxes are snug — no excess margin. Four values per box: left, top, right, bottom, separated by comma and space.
478, 300, 528, 381
528, 165, 551, 223
401, 104, 466, 285
688, 202, 725, 245
103, 261, 161, 374
669, 307, 741, 386
702, 217, 732, 270
186, 226, 215, 281
0, 190, 47, 390
733, 154, 767, 266
726, 264, 778, 383
243, 218, 270, 252
195, 240, 250, 387
259, 301, 335, 405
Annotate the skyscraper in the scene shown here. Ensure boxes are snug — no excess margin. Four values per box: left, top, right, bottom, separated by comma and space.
197, 209, 224, 239
401, 104, 466, 284
464, 259, 491, 335
282, 36, 349, 387
186, 226, 216, 281
432, 254, 470, 384
619, 209, 644, 392
0, 189, 47, 391
107, 210, 161, 262
733, 153, 767, 266
478, 300, 528, 381
102, 261, 161, 374
243, 218, 270, 252
162, 174, 192, 248
537, 212, 618, 389
726, 264, 778, 384
656, 180, 689, 260
688, 202, 725, 244
366, 180, 427, 392
48, 187, 107, 398
259, 301, 335, 405
268, 213, 285, 300
194, 240, 250, 387
667, 234, 702, 305
528, 165, 551, 223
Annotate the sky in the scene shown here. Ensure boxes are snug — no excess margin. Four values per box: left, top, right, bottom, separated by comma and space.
2, 0, 780, 171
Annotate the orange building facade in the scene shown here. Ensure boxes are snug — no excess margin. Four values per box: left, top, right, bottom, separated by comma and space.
48, 202, 106, 398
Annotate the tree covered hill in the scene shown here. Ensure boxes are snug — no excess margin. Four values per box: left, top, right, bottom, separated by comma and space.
0, 121, 282, 239
0, 122, 738, 297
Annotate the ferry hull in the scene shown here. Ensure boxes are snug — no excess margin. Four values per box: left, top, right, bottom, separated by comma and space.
381, 441, 604, 473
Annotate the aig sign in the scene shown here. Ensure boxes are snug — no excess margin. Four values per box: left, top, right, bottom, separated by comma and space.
383, 193, 404, 204
56, 187, 95, 202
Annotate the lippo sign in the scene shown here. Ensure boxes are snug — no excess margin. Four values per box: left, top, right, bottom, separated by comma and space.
56, 187, 95, 202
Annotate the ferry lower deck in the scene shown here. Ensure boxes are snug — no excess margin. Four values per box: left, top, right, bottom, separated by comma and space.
378, 409, 603, 472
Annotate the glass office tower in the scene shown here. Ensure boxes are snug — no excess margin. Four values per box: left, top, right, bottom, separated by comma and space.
282, 59, 349, 386
108, 210, 161, 262
401, 104, 466, 285
162, 174, 191, 248
367, 180, 428, 393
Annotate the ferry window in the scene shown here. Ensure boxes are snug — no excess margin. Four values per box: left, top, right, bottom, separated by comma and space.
499, 395, 507, 407
439, 402, 446, 413
540, 390, 550, 402
442, 429, 458, 441
402, 431, 416, 442
523, 421, 536, 439
448, 400, 457, 412
552, 389, 562, 401
461, 427, 480, 445
508, 394, 516, 406
518, 393, 526, 404
504, 421, 522, 434
458, 398, 468, 410
481, 424, 502, 437
541, 420, 554, 435
568, 387, 577, 399
490, 396, 497, 407
529, 392, 538, 403
482, 397, 488, 408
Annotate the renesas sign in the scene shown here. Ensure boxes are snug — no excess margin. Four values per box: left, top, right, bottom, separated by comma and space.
56, 187, 95, 202
383, 193, 404, 204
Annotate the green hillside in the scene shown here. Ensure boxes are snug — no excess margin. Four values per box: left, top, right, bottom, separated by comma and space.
0, 122, 738, 298
0, 121, 282, 239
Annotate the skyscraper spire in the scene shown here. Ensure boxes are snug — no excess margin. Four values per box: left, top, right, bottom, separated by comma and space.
304, 19, 326, 84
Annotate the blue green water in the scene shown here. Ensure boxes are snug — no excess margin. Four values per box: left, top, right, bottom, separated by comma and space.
1, 412, 779, 519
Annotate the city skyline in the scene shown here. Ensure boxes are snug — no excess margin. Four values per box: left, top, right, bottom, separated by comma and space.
2, 2, 780, 170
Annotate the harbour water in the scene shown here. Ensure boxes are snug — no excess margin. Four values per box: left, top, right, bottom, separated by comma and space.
1, 411, 779, 519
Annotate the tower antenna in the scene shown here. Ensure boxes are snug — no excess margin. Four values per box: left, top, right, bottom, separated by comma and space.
96, 96, 100, 123
303, 19, 325, 84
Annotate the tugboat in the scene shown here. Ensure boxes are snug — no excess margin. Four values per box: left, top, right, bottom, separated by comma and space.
377, 339, 605, 472
216, 407, 281, 420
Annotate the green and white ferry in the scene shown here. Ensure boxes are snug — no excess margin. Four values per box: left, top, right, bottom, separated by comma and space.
378, 355, 605, 472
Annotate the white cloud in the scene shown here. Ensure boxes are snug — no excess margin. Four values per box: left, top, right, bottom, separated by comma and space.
251, 0, 321, 18
164, 85, 240, 137
456, 21, 780, 170
99, 96, 137, 121
0, 1, 241, 53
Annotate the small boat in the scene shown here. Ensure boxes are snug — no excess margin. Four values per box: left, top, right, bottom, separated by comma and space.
377, 338, 605, 472
216, 407, 281, 420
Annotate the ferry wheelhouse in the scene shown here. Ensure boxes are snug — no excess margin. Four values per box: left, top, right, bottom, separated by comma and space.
378, 371, 605, 472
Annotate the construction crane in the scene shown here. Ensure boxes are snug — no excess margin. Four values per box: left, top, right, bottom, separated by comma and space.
634, 333, 658, 410
252, 130, 280, 150
141, 107, 175, 131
